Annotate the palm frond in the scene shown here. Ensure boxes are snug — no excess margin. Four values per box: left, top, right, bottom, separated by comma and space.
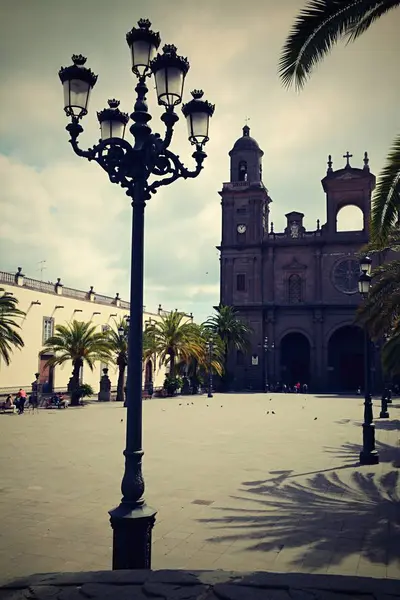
42, 319, 112, 374
347, 0, 400, 41
356, 259, 400, 338
0, 288, 25, 365
370, 134, 400, 246
381, 319, 400, 375
279, 0, 390, 90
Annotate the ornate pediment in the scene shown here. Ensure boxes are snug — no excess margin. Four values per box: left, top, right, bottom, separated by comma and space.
282, 256, 307, 271
335, 171, 363, 180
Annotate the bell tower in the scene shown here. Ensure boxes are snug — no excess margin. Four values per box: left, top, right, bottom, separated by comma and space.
220, 125, 271, 249
229, 124, 264, 183
218, 125, 271, 307
321, 151, 376, 235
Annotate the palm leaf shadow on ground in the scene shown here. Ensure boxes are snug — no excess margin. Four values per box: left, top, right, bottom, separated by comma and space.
199, 443, 400, 569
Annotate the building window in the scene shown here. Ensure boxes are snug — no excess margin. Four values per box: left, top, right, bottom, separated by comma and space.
288, 274, 302, 303
43, 317, 54, 343
236, 273, 246, 292
236, 350, 244, 365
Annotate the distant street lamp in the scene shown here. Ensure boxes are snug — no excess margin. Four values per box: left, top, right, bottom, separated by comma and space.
263, 336, 275, 392
118, 316, 130, 406
358, 256, 379, 465
58, 18, 214, 570
206, 340, 214, 398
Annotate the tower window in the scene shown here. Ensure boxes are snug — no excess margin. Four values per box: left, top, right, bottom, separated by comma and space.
236, 273, 246, 292
238, 160, 248, 182
288, 274, 302, 304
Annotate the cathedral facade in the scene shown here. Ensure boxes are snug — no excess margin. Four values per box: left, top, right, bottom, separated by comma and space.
218, 125, 383, 393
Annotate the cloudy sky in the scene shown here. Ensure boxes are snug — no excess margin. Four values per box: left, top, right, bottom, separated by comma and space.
0, 0, 399, 322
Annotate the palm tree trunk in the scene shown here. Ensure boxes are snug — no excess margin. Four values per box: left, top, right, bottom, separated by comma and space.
116, 364, 126, 402
70, 358, 83, 406
169, 351, 175, 377
223, 344, 229, 392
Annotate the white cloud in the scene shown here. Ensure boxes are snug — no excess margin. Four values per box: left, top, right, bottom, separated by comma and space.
0, 0, 399, 322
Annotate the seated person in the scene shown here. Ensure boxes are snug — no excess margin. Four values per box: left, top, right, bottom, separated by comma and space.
5, 394, 14, 407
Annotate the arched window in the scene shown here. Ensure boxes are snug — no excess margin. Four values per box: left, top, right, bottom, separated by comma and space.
238, 160, 248, 182
288, 274, 302, 303
336, 205, 364, 231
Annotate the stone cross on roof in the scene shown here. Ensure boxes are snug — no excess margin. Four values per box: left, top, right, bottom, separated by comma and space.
343, 151, 353, 167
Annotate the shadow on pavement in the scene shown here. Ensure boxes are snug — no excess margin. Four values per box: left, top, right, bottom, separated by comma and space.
199, 459, 400, 569
374, 419, 400, 431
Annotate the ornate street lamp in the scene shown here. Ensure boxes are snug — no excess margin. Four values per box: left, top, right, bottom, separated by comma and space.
358, 257, 379, 465
206, 340, 214, 398
264, 336, 274, 392
58, 18, 215, 570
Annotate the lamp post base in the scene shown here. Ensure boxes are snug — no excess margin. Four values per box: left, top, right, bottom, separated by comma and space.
207, 392, 213, 398
379, 410, 389, 419
359, 449, 379, 465
109, 502, 157, 570
359, 422, 379, 464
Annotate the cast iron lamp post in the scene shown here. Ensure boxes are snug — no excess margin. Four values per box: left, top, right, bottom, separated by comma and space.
206, 340, 214, 398
263, 336, 274, 392
358, 256, 379, 465
58, 18, 214, 570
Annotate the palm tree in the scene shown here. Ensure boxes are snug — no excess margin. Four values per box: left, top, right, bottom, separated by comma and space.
177, 323, 224, 392
147, 311, 202, 377
381, 319, 400, 376
279, 0, 400, 246
0, 288, 25, 366
43, 320, 112, 405
205, 304, 252, 389
106, 319, 128, 402
356, 259, 400, 339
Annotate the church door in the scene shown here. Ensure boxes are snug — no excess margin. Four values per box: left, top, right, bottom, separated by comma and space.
280, 333, 311, 387
38, 353, 54, 393
145, 360, 153, 389
328, 326, 364, 392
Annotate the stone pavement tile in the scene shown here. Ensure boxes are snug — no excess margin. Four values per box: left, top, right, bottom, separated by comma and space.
300, 551, 333, 574
327, 552, 360, 575
77, 583, 147, 600
143, 582, 209, 600
271, 548, 304, 571
163, 531, 194, 541
155, 536, 189, 556
212, 551, 279, 572
181, 550, 222, 570
213, 583, 291, 600
387, 562, 400, 579
152, 554, 188, 570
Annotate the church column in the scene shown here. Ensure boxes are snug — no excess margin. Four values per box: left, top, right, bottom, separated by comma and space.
312, 310, 324, 392
314, 247, 322, 302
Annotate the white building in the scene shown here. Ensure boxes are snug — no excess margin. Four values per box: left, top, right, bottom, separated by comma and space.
0, 268, 193, 396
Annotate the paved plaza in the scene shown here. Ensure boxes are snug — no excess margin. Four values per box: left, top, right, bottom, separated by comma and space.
0, 393, 399, 584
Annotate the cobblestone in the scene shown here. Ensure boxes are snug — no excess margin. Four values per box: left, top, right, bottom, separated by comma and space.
1, 570, 399, 600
